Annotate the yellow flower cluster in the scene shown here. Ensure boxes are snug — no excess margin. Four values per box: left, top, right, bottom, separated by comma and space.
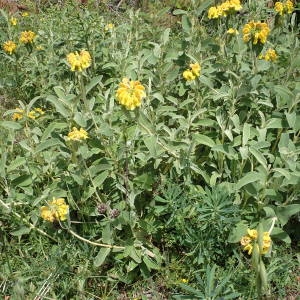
12, 107, 45, 121
10, 17, 17, 26
116, 78, 146, 110
105, 23, 115, 31
240, 229, 272, 255
40, 198, 69, 222
67, 127, 88, 141
227, 28, 239, 35
3, 41, 17, 55
66, 50, 91, 72
208, 0, 242, 19
20, 31, 36, 44
259, 48, 278, 62
274, 0, 294, 15
242, 21, 270, 45
183, 62, 201, 81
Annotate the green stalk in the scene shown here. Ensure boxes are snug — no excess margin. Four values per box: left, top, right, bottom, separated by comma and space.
79, 73, 89, 113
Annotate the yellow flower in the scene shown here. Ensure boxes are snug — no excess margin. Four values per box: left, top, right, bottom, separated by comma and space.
274, 2, 284, 15
275, 1, 294, 15
190, 62, 201, 77
285, 0, 294, 13
243, 243, 253, 255
208, 0, 242, 18
12, 108, 24, 121
227, 28, 239, 35
105, 23, 115, 31
27, 111, 36, 119
261, 232, 272, 254
180, 279, 189, 283
40, 206, 55, 222
21, 12, 29, 17
116, 78, 146, 110
10, 17, 17, 26
20, 31, 36, 44
66, 50, 91, 72
242, 21, 270, 45
67, 127, 89, 141
40, 198, 69, 222
12, 107, 45, 120
240, 228, 272, 255
261, 48, 278, 62
34, 108, 45, 115
228, 0, 242, 11
183, 62, 201, 81
3, 40, 17, 55
247, 229, 258, 239
183, 70, 196, 81
36, 45, 44, 51
27, 108, 45, 119
240, 235, 251, 246
208, 6, 220, 19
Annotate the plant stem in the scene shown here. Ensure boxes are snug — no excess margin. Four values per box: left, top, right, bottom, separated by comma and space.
68, 229, 125, 249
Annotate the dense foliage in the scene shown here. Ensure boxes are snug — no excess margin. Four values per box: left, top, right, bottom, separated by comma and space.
0, 0, 299, 298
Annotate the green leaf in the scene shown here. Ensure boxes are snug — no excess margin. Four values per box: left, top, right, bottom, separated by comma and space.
128, 246, 142, 263
53, 86, 66, 99
271, 227, 291, 243
259, 260, 268, 291
11, 174, 32, 187
161, 28, 170, 45
285, 111, 296, 128
144, 136, 157, 157
19, 141, 32, 151
133, 173, 154, 191
249, 147, 268, 171
143, 255, 160, 270
152, 92, 164, 102
102, 224, 112, 244
263, 206, 276, 218
265, 118, 287, 129
94, 248, 111, 267
273, 168, 291, 179
138, 111, 155, 135
41, 122, 67, 141
195, 0, 213, 16
172, 9, 187, 15
199, 75, 214, 88
195, 119, 216, 127
74, 112, 87, 127
235, 172, 265, 190
274, 85, 293, 108
275, 204, 300, 226
35, 138, 64, 153
11, 226, 31, 236
181, 15, 191, 33
211, 144, 237, 159
46, 95, 71, 118
93, 170, 109, 187
0, 121, 22, 130
193, 133, 215, 148
86, 75, 102, 95
7, 156, 26, 172
242, 123, 251, 146
228, 221, 248, 243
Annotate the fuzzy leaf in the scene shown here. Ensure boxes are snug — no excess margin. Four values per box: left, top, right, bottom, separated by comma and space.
94, 248, 111, 267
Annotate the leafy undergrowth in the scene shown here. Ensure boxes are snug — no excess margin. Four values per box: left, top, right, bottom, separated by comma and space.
0, 0, 300, 299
